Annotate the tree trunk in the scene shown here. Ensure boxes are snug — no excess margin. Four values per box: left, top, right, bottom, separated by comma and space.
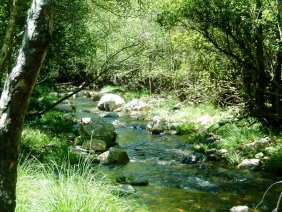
272, 48, 282, 115
0, 0, 54, 211
273, 0, 282, 115
254, 0, 266, 113
0, 0, 19, 80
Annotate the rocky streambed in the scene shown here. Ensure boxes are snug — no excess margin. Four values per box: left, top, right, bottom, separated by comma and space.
56, 91, 281, 211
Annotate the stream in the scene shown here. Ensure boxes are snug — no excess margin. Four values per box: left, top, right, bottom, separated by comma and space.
69, 97, 281, 211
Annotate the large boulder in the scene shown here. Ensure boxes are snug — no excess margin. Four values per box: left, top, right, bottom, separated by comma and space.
79, 118, 116, 147
70, 146, 99, 164
147, 116, 168, 134
82, 139, 107, 152
97, 147, 130, 164
55, 104, 75, 112
97, 94, 125, 111
123, 99, 148, 111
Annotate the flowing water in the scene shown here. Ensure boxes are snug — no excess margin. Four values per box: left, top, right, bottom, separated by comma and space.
70, 97, 281, 211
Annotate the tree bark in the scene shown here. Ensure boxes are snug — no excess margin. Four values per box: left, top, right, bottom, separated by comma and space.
0, 0, 54, 211
254, 0, 266, 113
273, 0, 282, 115
0, 0, 19, 80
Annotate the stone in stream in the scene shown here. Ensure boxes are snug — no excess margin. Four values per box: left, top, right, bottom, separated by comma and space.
97, 93, 125, 111
97, 147, 130, 164
80, 117, 92, 124
245, 137, 272, 151
103, 112, 119, 118
130, 180, 149, 186
255, 152, 264, 159
123, 99, 148, 111
79, 118, 117, 148
112, 120, 128, 128
82, 139, 107, 152
131, 123, 147, 130
111, 184, 137, 197
146, 115, 168, 134
55, 104, 75, 112
117, 184, 136, 193
230, 205, 249, 212
182, 152, 206, 164
238, 159, 260, 170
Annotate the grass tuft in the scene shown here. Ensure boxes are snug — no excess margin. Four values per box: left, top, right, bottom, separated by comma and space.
16, 159, 146, 212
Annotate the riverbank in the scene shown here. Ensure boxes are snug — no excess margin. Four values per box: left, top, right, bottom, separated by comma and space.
19, 85, 282, 211
87, 85, 282, 172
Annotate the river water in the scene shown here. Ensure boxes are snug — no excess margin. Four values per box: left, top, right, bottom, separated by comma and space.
71, 97, 281, 211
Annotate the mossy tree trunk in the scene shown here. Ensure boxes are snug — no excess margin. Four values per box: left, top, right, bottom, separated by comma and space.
0, 0, 54, 211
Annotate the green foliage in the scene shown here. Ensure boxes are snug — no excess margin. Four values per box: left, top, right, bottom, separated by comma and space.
16, 159, 145, 211
0, 0, 32, 77
0, 1, 9, 40
158, 0, 282, 120
22, 108, 78, 162
214, 119, 263, 152
122, 89, 150, 101
41, 0, 96, 83
20, 127, 70, 162
28, 85, 59, 115
224, 150, 242, 165
265, 141, 282, 171
193, 143, 209, 153
175, 122, 198, 135
30, 111, 77, 135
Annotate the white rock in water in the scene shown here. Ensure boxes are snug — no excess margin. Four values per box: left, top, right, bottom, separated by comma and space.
238, 159, 260, 170
117, 184, 136, 193
80, 117, 92, 124
230, 205, 249, 212
255, 152, 264, 159
97, 94, 125, 111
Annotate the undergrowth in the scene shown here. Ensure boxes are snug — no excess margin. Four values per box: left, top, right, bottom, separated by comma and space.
21, 109, 79, 163
16, 159, 145, 211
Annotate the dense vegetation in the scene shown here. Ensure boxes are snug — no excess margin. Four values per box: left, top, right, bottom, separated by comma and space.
1, 0, 281, 123
0, 0, 282, 211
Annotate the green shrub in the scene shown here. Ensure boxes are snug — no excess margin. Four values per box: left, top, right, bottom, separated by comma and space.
175, 122, 198, 135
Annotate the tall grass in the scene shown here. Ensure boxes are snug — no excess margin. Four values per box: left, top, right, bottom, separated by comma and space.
16, 159, 146, 212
